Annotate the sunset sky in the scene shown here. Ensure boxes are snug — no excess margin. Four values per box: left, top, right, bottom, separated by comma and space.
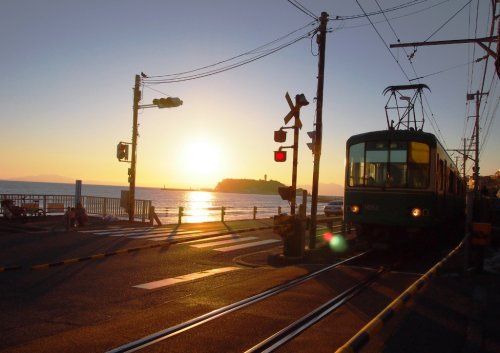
0, 0, 498, 192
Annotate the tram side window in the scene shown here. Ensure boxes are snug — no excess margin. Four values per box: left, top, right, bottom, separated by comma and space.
348, 143, 365, 186
408, 142, 430, 188
366, 141, 388, 186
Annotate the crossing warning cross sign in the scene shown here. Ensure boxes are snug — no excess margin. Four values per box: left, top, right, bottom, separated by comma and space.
283, 92, 307, 129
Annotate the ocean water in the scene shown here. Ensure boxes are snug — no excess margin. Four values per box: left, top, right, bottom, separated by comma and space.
0, 180, 335, 223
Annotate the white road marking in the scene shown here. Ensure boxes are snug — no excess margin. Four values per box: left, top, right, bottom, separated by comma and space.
214, 239, 280, 252
128, 230, 203, 239
190, 237, 258, 248
148, 231, 225, 242
134, 267, 241, 290
93, 228, 182, 236
182, 234, 242, 244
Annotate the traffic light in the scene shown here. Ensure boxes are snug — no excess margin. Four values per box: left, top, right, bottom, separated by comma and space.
274, 150, 287, 162
278, 186, 293, 201
116, 143, 129, 161
128, 167, 133, 183
152, 97, 183, 108
307, 131, 316, 153
274, 129, 287, 143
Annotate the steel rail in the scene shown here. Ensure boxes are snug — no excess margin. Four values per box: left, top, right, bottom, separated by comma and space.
107, 251, 370, 353
244, 267, 385, 353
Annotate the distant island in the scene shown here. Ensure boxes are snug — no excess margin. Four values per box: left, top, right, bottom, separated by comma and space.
215, 178, 292, 195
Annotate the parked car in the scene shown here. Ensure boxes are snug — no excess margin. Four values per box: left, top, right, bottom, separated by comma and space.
324, 200, 343, 216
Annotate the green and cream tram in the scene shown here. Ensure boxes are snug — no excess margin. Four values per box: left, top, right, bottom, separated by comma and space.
344, 129, 464, 243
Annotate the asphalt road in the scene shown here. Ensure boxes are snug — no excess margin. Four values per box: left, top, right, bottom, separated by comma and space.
0, 218, 454, 353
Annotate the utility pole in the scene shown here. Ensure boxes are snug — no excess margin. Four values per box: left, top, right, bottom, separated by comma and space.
462, 138, 467, 181
309, 11, 329, 250
129, 74, 141, 221
467, 91, 489, 195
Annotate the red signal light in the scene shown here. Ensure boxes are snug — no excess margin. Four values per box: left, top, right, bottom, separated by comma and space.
274, 150, 287, 162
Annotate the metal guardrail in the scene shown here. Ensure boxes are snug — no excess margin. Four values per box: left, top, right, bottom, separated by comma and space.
0, 194, 152, 222
153, 205, 286, 223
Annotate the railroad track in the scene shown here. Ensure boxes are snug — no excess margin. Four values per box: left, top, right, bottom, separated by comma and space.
107, 239, 461, 353
107, 250, 370, 353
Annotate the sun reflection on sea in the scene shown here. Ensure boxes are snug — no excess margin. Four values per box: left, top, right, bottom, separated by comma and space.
184, 191, 214, 223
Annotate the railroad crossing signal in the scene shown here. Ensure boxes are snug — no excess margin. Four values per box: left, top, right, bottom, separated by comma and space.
307, 131, 316, 153
116, 142, 129, 161
274, 150, 287, 162
274, 129, 287, 143
283, 92, 308, 128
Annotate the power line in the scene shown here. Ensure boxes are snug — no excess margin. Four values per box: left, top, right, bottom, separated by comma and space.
287, 0, 318, 20
146, 20, 316, 79
144, 31, 314, 84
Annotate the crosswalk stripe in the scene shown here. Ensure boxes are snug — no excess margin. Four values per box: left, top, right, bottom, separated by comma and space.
190, 237, 257, 248
182, 234, 242, 244
213, 239, 280, 252
133, 267, 241, 290
147, 231, 224, 242
128, 230, 203, 239
92, 228, 175, 236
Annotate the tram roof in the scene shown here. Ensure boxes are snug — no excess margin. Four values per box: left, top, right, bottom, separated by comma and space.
346, 129, 438, 146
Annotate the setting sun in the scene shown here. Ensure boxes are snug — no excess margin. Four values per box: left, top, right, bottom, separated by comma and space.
180, 139, 221, 176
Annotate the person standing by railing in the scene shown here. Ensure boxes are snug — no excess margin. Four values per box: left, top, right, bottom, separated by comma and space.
75, 202, 88, 227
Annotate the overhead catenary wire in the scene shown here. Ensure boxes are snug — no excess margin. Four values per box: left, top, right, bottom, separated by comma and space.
422, 0, 473, 42
354, 0, 449, 147
373, 0, 450, 147
341, 0, 452, 30
335, 0, 432, 20
409, 57, 486, 81
353, 0, 410, 81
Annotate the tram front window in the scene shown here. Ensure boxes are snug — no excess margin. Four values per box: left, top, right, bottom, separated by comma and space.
347, 140, 430, 189
388, 141, 407, 187
365, 141, 388, 186
408, 142, 430, 188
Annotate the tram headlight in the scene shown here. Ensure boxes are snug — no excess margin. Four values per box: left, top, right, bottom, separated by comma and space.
411, 208, 422, 218
350, 205, 360, 214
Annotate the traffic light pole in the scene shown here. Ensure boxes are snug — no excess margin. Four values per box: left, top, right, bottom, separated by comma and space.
309, 12, 328, 249
129, 74, 141, 221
